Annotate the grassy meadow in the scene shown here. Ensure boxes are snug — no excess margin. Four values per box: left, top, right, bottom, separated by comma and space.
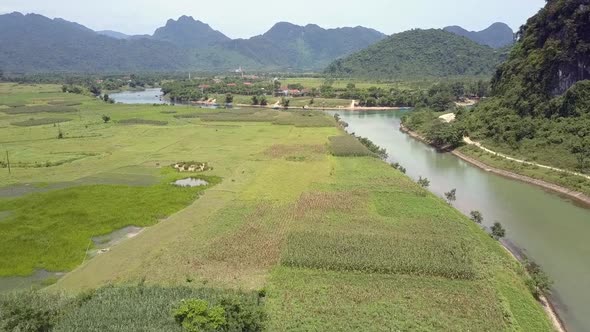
0, 83, 554, 331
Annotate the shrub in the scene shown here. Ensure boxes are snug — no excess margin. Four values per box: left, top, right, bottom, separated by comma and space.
101, 115, 111, 123
174, 299, 226, 332
444, 189, 457, 204
0, 291, 73, 332
417, 176, 430, 188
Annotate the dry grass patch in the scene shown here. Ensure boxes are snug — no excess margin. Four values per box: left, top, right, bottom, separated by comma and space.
206, 203, 295, 269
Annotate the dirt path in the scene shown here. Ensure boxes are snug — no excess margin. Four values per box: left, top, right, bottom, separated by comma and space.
463, 137, 590, 181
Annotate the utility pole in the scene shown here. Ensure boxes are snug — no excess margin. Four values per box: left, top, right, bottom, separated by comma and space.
6, 150, 11, 175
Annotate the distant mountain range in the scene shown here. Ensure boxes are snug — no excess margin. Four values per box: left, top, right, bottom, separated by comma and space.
0, 13, 385, 73
325, 29, 505, 78
443, 22, 514, 48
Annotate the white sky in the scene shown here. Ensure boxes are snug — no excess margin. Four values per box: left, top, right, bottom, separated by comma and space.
0, 0, 545, 38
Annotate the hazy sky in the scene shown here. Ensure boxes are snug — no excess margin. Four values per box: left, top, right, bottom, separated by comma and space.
0, 0, 545, 38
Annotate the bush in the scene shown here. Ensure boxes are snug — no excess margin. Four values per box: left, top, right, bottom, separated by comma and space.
0, 291, 73, 332
102, 115, 111, 123
174, 299, 226, 332
173, 297, 266, 332
417, 176, 430, 188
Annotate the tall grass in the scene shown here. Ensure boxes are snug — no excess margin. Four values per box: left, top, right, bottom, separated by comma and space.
329, 135, 376, 157
118, 118, 168, 126
282, 231, 475, 279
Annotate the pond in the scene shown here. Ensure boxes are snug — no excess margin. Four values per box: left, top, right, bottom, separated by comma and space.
172, 178, 209, 187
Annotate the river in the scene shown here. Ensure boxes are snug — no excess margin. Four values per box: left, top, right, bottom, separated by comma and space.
110, 88, 166, 104
332, 110, 590, 332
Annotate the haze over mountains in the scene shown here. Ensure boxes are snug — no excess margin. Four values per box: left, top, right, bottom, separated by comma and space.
0, 12, 384, 73
443, 22, 515, 48
0, 12, 514, 76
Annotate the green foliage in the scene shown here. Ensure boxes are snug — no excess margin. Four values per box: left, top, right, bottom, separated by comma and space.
52, 285, 265, 332
417, 176, 430, 188
470, 210, 484, 224
457, 1, 590, 176
174, 299, 226, 332
491, 222, 506, 240
224, 94, 233, 104
425, 121, 464, 148
354, 135, 388, 159
524, 260, 553, 298
0, 291, 76, 332
101, 114, 111, 123
444, 188, 457, 204
326, 29, 502, 79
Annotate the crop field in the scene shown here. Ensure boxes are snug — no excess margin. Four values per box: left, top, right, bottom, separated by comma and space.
0, 84, 553, 331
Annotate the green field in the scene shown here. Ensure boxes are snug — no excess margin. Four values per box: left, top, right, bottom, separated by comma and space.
0, 84, 553, 331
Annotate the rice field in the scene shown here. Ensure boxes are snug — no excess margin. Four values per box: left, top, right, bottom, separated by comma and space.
0, 84, 553, 331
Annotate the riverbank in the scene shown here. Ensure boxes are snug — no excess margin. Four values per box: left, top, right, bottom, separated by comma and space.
400, 124, 590, 207
400, 123, 569, 332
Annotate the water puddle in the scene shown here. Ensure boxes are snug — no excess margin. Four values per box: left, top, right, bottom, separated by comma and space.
172, 178, 209, 187
0, 270, 65, 292
91, 226, 143, 255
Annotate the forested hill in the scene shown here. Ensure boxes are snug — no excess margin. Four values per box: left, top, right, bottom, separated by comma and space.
325, 29, 504, 78
460, 0, 590, 172
223, 22, 386, 70
444, 22, 514, 48
0, 13, 385, 73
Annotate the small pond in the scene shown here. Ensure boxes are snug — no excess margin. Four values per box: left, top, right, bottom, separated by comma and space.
172, 178, 209, 187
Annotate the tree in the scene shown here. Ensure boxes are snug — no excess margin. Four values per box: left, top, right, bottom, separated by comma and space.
225, 93, 234, 104
426, 121, 464, 148
260, 96, 268, 106
89, 84, 101, 96
273, 80, 281, 90
281, 97, 290, 108
0, 68, 4, 81
251, 95, 259, 105
491, 222, 506, 240
61, 85, 68, 93
101, 115, 111, 124
470, 211, 483, 224
524, 260, 553, 298
417, 176, 430, 188
103, 94, 110, 102
571, 138, 590, 171
444, 189, 457, 204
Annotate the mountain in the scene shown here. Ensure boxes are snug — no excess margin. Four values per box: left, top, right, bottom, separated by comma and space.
152, 15, 230, 48
0, 12, 192, 72
0, 13, 385, 73
223, 22, 386, 70
96, 30, 130, 39
460, 0, 590, 172
325, 29, 503, 78
444, 22, 514, 48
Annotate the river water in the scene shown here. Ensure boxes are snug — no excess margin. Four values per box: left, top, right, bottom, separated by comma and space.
332, 110, 590, 332
106, 91, 589, 331
110, 88, 165, 104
